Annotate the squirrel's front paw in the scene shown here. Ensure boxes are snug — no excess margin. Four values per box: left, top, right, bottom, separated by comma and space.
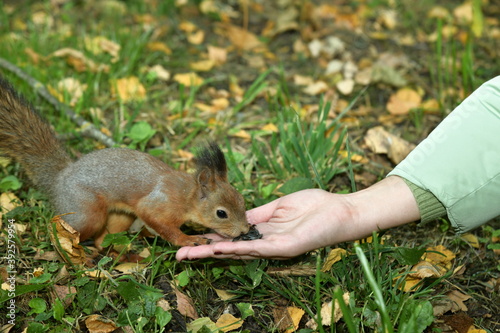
177, 235, 212, 247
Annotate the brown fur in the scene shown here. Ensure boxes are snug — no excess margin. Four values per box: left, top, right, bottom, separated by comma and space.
0, 77, 249, 249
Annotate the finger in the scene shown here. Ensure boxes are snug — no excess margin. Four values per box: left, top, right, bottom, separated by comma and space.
246, 198, 281, 224
176, 245, 216, 261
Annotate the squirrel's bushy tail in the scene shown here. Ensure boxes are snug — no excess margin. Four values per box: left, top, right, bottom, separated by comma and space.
0, 77, 71, 197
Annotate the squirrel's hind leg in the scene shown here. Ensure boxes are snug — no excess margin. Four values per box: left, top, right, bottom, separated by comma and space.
93, 212, 136, 250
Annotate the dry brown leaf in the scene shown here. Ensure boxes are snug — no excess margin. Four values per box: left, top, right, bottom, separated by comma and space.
173, 72, 204, 87
308, 39, 323, 57
306, 293, 349, 329
293, 74, 314, 86
229, 79, 244, 98
0, 192, 22, 221
34, 250, 61, 261
157, 299, 171, 311
113, 263, 148, 274
264, 7, 299, 38
147, 64, 171, 81
218, 23, 264, 51
0, 324, 14, 333
214, 289, 238, 301
51, 284, 77, 307
378, 9, 397, 29
428, 6, 450, 19
211, 97, 229, 110
273, 306, 304, 333
31, 11, 54, 28
52, 48, 109, 73
336, 79, 355, 95
84, 36, 120, 62
364, 126, 416, 164
424, 245, 456, 267
409, 261, 447, 279
138, 247, 151, 259
177, 149, 195, 161
174, 287, 199, 319
454, 2, 473, 23
189, 59, 215, 72
207, 45, 227, 65
303, 81, 329, 96
110, 77, 146, 102
194, 102, 214, 113
215, 313, 242, 332
24, 47, 43, 64
146, 41, 172, 55
386, 88, 422, 115
446, 290, 471, 312
33, 267, 44, 277
49, 215, 87, 266
85, 314, 117, 333
322, 248, 348, 272
57, 78, 87, 106
85, 270, 106, 279
355, 67, 372, 85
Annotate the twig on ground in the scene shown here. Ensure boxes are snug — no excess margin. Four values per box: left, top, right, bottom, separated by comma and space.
0, 57, 117, 147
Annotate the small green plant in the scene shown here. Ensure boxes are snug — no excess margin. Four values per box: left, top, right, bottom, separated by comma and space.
0, 175, 22, 191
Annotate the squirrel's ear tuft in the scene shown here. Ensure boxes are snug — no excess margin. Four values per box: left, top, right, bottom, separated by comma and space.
195, 142, 227, 181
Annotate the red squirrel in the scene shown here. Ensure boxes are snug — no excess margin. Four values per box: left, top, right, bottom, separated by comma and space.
0, 77, 250, 249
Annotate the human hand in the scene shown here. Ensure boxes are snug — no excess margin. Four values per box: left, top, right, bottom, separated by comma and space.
176, 189, 355, 260
176, 176, 420, 261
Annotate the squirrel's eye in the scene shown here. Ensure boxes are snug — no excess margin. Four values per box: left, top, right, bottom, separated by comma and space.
216, 209, 228, 219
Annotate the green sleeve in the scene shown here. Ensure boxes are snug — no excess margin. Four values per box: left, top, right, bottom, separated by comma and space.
401, 178, 446, 223
388, 76, 500, 234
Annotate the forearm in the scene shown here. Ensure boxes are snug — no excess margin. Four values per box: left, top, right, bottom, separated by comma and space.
344, 176, 420, 238
388, 76, 500, 232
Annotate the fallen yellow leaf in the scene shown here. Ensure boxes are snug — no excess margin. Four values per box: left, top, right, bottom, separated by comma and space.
187, 30, 205, 45
215, 313, 242, 332
111, 77, 146, 102
231, 129, 251, 141
261, 123, 278, 132
386, 88, 422, 115
285, 307, 305, 333
214, 289, 238, 301
303, 81, 329, 96
113, 263, 148, 274
85, 315, 117, 333
424, 245, 456, 267
179, 20, 197, 33
146, 41, 172, 55
322, 248, 348, 272
461, 233, 480, 248
173, 72, 204, 87
217, 23, 264, 51
190, 59, 215, 72
207, 45, 227, 65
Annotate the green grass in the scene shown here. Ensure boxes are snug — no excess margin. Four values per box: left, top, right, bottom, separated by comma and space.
0, 0, 499, 332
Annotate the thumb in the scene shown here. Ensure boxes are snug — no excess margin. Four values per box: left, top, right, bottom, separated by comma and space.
246, 197, 281, 225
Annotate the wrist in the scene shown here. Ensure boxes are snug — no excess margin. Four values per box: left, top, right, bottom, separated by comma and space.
345, 176, 420, 239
